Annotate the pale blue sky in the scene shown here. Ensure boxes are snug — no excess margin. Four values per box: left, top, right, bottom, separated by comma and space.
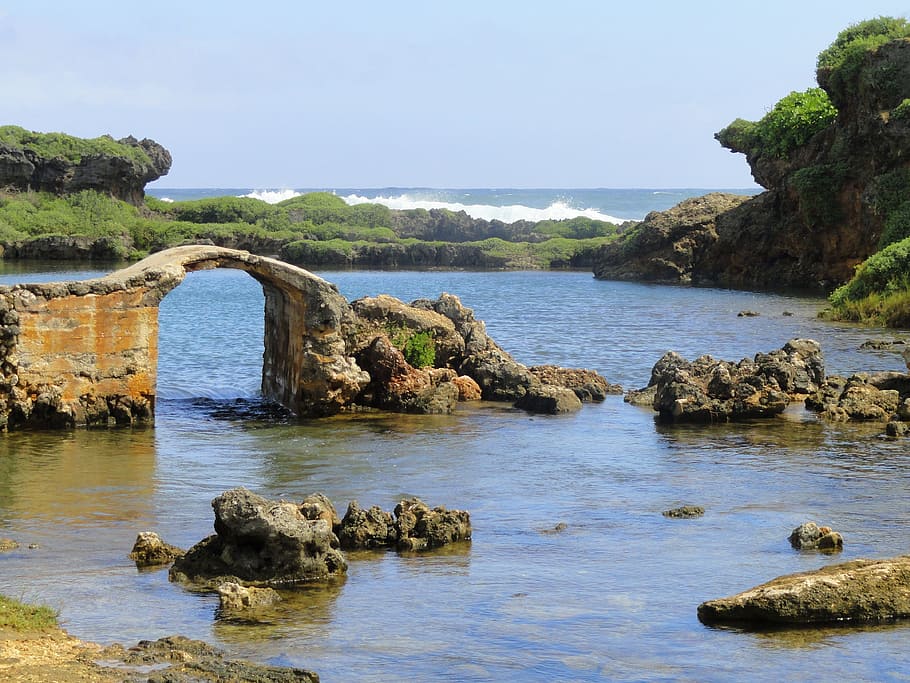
3, 1, 908, 188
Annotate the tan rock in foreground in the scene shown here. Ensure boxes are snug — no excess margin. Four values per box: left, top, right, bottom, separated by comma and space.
698, 556, 910, 625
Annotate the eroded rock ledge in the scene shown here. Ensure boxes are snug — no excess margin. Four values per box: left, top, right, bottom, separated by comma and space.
698, 556, 910, 625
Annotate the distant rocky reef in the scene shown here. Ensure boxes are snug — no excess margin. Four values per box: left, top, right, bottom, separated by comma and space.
0, 125, 171, 205
594, 24, 910, 290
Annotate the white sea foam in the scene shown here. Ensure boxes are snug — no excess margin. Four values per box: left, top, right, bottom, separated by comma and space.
341, 194, 624, 225
159, 197, 174, 203
241, 189, 303, 204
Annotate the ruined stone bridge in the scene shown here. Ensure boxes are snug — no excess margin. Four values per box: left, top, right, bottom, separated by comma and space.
0, 245, 371, 429
0, 245, 601, 430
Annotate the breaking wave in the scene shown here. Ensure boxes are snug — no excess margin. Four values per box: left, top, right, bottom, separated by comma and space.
341, 193, 624, 224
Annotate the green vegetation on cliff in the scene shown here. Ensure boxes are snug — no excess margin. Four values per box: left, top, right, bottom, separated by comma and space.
0, 125, 151, 166
0, 188, 617, 269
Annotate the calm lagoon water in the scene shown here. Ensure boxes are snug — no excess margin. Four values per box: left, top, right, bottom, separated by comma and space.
1, 265, 909, 682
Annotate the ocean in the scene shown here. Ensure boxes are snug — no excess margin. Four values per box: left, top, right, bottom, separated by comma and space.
145, 187, 763, 224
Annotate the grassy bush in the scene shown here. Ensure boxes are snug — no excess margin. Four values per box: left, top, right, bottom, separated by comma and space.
893, 98, 910, 121
0, 594, 58, 631
715, 118, 759, 154
169, 196, 277, 224
754, 89, 837, 158
0, 125, 151, 165
830, 236, 910, 308
817, 17, 910, 105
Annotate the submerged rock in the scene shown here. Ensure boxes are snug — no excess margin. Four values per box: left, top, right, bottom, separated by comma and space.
129, 531, 184, 567
337, 501, 396, 550
101, 634, 319, 682
169, 488, 347, 588
337, 497, 472, 552
807, 373, 904, 422
396, 498, 472, 552
662, 506, 705, 519
528, 365, 621, 401
698, 556, 910, 625
217, 582, 282, 611
788, 521, 844, 552
514, 384, 583, 414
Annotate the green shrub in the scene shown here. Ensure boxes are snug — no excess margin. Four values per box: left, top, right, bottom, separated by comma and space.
169, 196, 276, 224
0, 125, 151, 165
829, 236, 910, 306
715, 118, 759, 154
892, 98, 910, 121
753, 89, 837, 158
817, 17, 910, 72
817, 17, 910, 104
402, 331, 436, 368
386, 326, 436, 368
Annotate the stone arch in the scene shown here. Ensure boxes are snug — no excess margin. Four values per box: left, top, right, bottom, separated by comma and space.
0, 246, 369, 429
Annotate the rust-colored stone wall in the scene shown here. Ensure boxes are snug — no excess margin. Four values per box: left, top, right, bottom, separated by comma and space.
3, 286, 158, 428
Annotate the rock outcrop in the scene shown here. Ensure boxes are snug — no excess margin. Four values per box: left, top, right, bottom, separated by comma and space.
806, 372, 908, 423
698, 556, 910, 625
216, 582, 282, 611
635, 339, 825, 423
129, 531, 184, 567
337, 497, 472, 552
0, 128, 171, 205
788, 521, 844, 552
169, 488, 347, 588
594, 29, 910, 290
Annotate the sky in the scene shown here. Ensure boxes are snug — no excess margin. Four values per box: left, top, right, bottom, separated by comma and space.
3, 1, 909, 189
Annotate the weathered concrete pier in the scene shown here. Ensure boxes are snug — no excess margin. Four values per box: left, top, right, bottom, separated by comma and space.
0, 246, 368, 429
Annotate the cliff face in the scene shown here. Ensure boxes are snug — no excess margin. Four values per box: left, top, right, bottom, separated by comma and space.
0, 131, 171, 205
595, 35, 910, 290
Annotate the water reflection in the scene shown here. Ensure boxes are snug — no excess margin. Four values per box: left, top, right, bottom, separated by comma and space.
0, 428, 156, 525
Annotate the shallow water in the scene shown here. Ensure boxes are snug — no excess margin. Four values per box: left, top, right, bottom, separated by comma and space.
1, 266, 909, 682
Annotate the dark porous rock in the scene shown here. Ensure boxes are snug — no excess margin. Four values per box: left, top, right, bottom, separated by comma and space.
641, 339, 825, 423
129, 531, 185, 567
355, 335, 459, 414
528, 365, 621, 401
395, 497, 472, 552
697, 556, 910, 626
169, 488, 347, 588
807, 374, 901, 422
337, 500, 396, 550
887, 420, 910, 437
737, 310, 760, 317
788, 521, 844, 552
662, 505, 705, 519
101, 634, 319, 682
458, 348, 535, 401
217, 582, 282, 611
540, 522, 569, 534
860, 339, 907, 351
299, 492, 341, 529
514, 384, 583, 414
